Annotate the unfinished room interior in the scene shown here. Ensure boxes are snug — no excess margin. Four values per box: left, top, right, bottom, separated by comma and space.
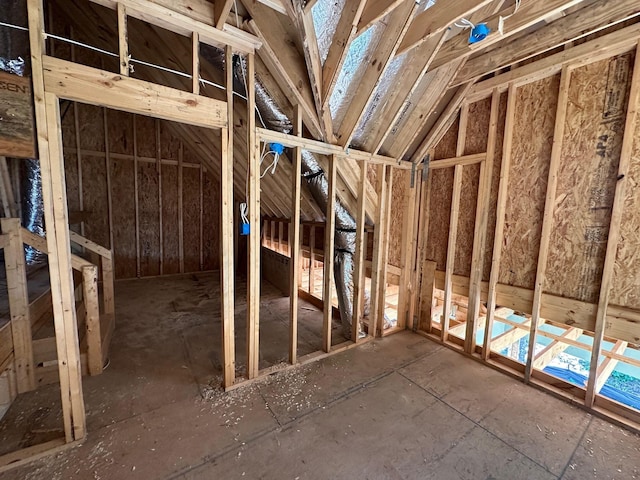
1, 0, 640, 478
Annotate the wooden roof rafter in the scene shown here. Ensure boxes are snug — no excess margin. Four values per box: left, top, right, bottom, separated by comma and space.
335, 1, 417, 148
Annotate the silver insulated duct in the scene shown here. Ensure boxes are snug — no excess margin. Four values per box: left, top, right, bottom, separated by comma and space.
199, 45, 361, 339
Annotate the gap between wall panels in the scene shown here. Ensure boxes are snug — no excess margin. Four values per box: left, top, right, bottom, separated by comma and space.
415, 44, 640, 431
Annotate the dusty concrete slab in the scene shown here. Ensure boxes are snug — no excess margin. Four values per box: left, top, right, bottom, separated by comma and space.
561, 417, 640, 480
399, 346, 517, 422
1, 275, 638, 480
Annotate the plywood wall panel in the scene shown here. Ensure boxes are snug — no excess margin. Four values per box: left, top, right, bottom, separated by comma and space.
388, 169, 409, 268
433, 116, 459, 160
453, 163, 479, 277
162, 164, 180, 274
425, 167, 454, 271
138, 161, 160, 277
160, 121, 180, 160
183, 166, 201, 273
135, 115, 157, 158
498, 76, 559, 290
546, 55, 633, 303
82, 155, 110, 248
111, 158, 137, 279
78, 103, 104, 152
611, 55, 640, 310
108, 109, 134, 155
203, 171, 220, 271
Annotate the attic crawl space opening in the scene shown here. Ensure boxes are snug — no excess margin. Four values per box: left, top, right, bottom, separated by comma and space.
1, 0, 640, 473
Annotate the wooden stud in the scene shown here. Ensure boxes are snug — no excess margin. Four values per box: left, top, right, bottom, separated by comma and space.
0, 158, 17, 218
220, 44, 235, 389
156, 120, 163, 275
465, 89, 500, 352
352, 159, 367, 341
178, 141, 184, 274
117, 2, 129, 76
271, 220, 276, 249
82, 265, 102, 375
289, 104, 302, 363
322, 154, 337, 352
309, 226, 316, 296
397, 167, 417, 330
586, 42, 640, 407
369, 164, 387, 337
524, 66, 571, 383
43, 91, 87, 440
377, 167, 393, 331
442, 164, 463, 342
103, 108, 114, 251
133, 115, 141, 277
192, 32, 200, 95
483, 83, 516, 360
442, 104, 467, 342
199, 164, 204, 270
1, 219, 34, 393
246, 51, 260, 380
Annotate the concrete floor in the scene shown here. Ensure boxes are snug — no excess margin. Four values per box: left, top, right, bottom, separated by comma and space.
1, 276, 639, 479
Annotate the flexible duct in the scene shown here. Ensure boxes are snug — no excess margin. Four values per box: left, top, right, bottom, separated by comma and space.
199, 45, 361, 339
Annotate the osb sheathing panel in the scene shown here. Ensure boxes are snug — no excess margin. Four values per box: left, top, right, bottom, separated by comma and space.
183, 166, 201, 273
111, 158, 137, 279
612, 57, 640, 309
483, 93, 508, 282
453, 99, 489, 276
138, 161, 160, 277
203, 171, 220, 271
498, 76, 559, 290
388, 169, 409, 268
77, 103, 104, 152
425, 118, 459, 271
82, 155, 110, 248
546, 55, 633, 304
453, 164, 479, 276
135, 115, 157, 159
162, 164, 180, 275
107, 109, 134, 155
425, 168, 454, 271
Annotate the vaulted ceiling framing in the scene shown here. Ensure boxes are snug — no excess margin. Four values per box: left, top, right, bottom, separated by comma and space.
45, 0, 640, 220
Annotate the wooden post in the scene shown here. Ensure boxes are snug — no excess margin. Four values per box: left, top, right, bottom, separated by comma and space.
246, 52, 260, 380
524, 66, 571, 383
82, 265, 102, 375
117, 3, 129, 76
27, 0, 86, 441
220, 44, 236, 389
199, 164, 204, 270
415, 154, 433, 332
483, 83, 517, 360
585, 42, 640, 407
465, 89, 500, 353
322, 154, 337, 352
1, 219, 34, 393
0, 158, 17, 218
369, 164, 387, 337
289, 104, 302, 363
352, 159, 367, 341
